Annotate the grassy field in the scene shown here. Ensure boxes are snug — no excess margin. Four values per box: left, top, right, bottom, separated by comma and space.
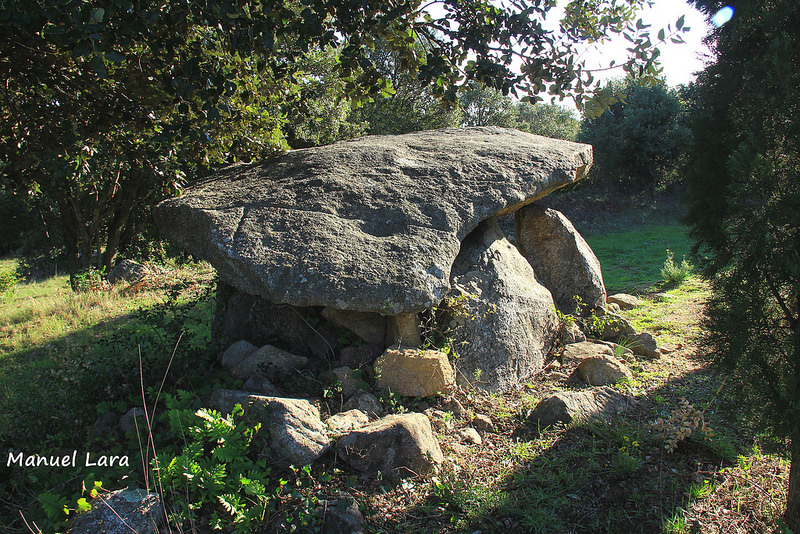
0, 215, 790, 533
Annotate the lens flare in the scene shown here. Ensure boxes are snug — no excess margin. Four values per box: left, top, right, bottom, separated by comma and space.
711, 6, 734, 27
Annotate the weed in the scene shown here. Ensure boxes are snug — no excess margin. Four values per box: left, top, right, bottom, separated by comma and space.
0, 267, 18, 299
661, 249, 694, 286
652, 398, 714, 452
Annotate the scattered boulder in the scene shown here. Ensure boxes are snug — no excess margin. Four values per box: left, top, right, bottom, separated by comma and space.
575, 355, 633, 385
447, 219, 559, 391
241, 375, 282, 397
443, 397, 468, 419
457, 427, 482, 445
425, 408, 456, 432
562, 341, 615, 365
230, 345, 308, 382
88, 412, 121, 443
322, 367, 360, 399
326, 410, 370, 435
471, 414, 495, 433
153, 127, 592, 315
107, 259, 150, 285
339, 343, 383, 369
599, 314, 637, 341
221, 340, 259, 370
607, 293, 643, 310
343, 390, 384, 419
119, 407, 146, 435
515, 204, 606, 314
624, 332, 661, 359
317, 496, 365, 534
527, 387, 630, 428
560, 322, 586, 344
68, 488, 162, 534
374, 345, 455, 397
208, 389, 330, 467
336, 413, 443, 482
322, 307, 387, 346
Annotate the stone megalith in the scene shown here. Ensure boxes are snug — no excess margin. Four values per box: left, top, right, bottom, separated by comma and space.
515, 204, 606, 314
447, 218, 559, 391
153, 127, 592, 316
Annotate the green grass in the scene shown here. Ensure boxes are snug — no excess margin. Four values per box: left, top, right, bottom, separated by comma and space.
585, 225, 694, 293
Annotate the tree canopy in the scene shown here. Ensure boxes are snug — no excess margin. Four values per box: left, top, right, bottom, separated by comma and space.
577, 75, 689, 197
0, 0, 678, 273
684, 0, 800, 526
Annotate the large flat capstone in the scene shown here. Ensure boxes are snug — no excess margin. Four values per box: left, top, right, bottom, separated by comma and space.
153, 127, 592, 314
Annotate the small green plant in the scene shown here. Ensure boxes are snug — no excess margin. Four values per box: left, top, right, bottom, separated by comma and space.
153, 403, 273, 532
0, 268, 18, 299
660, 249, 693, 285
70, 266, 107, 292
687, 479, 716, 500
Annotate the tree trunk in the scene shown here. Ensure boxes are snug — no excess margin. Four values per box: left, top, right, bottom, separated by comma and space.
786, 436, 800, 530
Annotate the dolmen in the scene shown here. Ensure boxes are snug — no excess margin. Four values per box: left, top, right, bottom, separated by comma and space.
154, 126, 605, 391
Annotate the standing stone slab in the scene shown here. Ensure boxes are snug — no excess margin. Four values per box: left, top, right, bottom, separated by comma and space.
448, 219, 559, 391
154, 128, 592, 315
208, 389, 330, 467
336, 413, 443, 482
515, 204, 606, 314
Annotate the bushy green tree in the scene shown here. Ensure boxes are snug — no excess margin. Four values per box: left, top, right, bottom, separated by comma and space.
515, 102, 580, 141
578, 76, 689, 197
350, 40, 462, 135
459, 82, 518, 127
684, 0, 800, 527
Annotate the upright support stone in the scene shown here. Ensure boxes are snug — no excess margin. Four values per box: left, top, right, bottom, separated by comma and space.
385, 313, 422, 347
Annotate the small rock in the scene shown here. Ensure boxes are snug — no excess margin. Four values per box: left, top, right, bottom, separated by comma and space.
327, 410, 370, 435
425, 408, 455, 431
458, 427, 482, 445
107, 259, 150, 285
241, 375, 281, 397
342, 390, 384, 419
443, 397, 468, 419
562, 341, 614, 365
607, 293, 643, 310
597, 314, 637, 341
471, 414, 494, 433
317, 496, 364, 534
623, 332, 661, 359
119, 407, 146, 435
544, 360, 562, 372
88, 412, 121, 443
208, 389, 330, 467
374, 345, 454, 398
322, 307, 387, 346
336, 413, 443, 482
321, 367, 359, 399
527, 387, 630, 428
339, 343, 383, 369
231, 345, 308, 381
67, 488, 162, 534
575, 355, 633, 385
561, 322, 586, 344
221, 340, 259, 370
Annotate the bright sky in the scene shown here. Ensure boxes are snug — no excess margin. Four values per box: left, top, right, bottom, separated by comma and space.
573, 0, 713, 88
